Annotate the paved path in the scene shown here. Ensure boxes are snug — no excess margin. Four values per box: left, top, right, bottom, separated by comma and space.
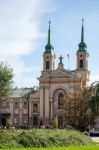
91, 137, 99, 143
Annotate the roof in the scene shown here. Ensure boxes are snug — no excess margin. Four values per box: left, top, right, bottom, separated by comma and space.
10, 88, 33, 98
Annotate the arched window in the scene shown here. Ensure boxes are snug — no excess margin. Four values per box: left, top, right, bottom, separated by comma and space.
58, 93, 64, 109
46, 61, 49, 69
80, 60, 83, 68
33, 103, 38, 112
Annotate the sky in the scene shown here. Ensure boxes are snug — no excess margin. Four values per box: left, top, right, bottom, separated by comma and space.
0, 0, 99, 87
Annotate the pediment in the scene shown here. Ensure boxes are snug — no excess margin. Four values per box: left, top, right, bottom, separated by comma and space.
42, 69, 78, 79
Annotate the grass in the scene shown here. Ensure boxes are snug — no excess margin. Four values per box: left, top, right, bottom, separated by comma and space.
0, 145, 99, 150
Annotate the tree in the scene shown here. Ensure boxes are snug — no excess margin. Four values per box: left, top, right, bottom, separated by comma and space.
90, 82, 99, 123
6, 117, 13, 128
51, 117, 58, 128
0, 62, 14, 100
65, 86, 94, 131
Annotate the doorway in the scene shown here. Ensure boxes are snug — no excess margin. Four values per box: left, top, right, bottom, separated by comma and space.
1, 118, 6, 126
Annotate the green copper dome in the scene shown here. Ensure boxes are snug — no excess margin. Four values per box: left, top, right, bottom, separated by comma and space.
44, 21, 54, 54
78, 19, 87, 52
45, 44, 54, 53
78, 42, 87, 51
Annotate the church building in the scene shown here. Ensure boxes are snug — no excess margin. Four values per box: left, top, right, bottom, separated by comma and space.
0, 20, 90, 128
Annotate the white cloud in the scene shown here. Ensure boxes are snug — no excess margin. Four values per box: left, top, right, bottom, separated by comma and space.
0, 0, 45, 56
0, 0, 58, 87
89, 75, 99, 84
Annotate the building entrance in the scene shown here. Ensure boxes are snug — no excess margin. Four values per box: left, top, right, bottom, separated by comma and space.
1, 118, 6, 126
0, 113, 10, 128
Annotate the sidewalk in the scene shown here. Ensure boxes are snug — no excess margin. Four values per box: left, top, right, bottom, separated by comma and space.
91, 137, 99, 143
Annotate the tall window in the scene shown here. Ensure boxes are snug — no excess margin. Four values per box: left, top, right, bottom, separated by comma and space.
14, 101, 19, 107
23, 118, 28, 124
46, 61, 49, 69
80, 60, 83, 68
33, 116, 38, 126
33, 103, 38, 112
14, 117, 18, 124
24, 101, 28, 106
58, 93, 64, 109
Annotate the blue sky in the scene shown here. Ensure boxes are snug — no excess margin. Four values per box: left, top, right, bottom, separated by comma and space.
0, 0, 99, 87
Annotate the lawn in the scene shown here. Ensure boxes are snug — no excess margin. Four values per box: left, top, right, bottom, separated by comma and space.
1, 146, 99, 150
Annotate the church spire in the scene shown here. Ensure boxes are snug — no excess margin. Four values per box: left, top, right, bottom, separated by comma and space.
48, 20, 51, 45
43, 21, 55, 71
81, 19, 84, 43
76, 19, 89, 83
78, 19, 87, 52
45, 20, 54, 54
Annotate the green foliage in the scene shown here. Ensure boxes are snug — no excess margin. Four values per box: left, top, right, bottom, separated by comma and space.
90, 82, 99, 118
6, 117, 13, 128
65, 86, 95, 131
0, 129, 94, 148
51, 118, 58, 128
0, 62, 14, 100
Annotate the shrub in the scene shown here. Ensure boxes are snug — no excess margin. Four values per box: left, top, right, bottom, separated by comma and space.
0, 129, 94, 148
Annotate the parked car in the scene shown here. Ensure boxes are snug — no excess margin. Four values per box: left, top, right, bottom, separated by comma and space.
89, 130, 99, 137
